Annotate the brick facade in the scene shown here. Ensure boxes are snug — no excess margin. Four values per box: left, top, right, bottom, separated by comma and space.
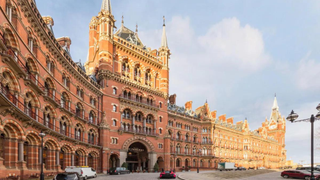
0, 0, 286, 178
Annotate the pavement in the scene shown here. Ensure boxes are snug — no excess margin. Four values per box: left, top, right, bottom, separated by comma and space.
93, 170, 283, 180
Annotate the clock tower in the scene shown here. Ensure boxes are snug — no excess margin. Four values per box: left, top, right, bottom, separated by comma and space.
267, 95, 287, 168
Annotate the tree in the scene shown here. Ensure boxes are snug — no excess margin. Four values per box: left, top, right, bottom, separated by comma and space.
121, 162, 128, 169
154, 162, 159, 172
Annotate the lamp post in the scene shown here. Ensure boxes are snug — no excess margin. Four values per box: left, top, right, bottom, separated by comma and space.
39, 131, 46, 180
286, 103, 320, 180
197, 148, 201, 173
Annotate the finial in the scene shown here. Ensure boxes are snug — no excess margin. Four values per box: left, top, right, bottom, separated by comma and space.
163, 16, 165, 26
136, 23, 138, 33
205, 99, 208, 104
275, 93, 276, 97
122, 15, 124, 25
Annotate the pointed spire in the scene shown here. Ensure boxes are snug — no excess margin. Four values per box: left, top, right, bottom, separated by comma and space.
205, 99, 208, 104
101, 0, 112, 14
272, 94, 279, 110
121, 15, 124, 27
136, 23, 138, 33
161, 16, 168, 48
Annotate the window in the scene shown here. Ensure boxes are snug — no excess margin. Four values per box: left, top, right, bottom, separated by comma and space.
168, 121, 173, 127
28, 37, 33, 53
113, 87, 117, 95
113, 105, 117, 112
159, 116, 162, 122
111, 138, 118, 144
6, 4, 12, 22
193, 127, 198, 132
46, 60, 54, 75
113, 120, 117, 126
90, 97, 96, 107
158, 144, 163, 149
159, 128, 162, 134
159, 102, 162, 108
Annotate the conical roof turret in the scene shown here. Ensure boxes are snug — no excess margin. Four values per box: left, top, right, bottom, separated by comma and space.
101, 0, 112, 14
161, 16, 168, 48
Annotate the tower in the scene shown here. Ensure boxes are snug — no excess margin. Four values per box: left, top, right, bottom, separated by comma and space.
85, 0, 115, 75
159, 16, 170, 97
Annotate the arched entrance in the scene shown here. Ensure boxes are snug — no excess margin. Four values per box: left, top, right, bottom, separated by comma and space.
109, 154, 119, 168
126, 142, 148, 172
157, 157, 164, 171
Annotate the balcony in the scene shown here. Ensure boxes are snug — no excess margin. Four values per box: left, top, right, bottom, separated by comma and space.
0, 83, 100, 147
185, 139, 191, 143
201, 141, 213, 145
119, 94, 159, 109
60, 102, 76, 116
75, 112, 89, 122
24, 73, 45, 94
44, 90, 60, 108
118, 127, 159, 137
1, 48, 27, 78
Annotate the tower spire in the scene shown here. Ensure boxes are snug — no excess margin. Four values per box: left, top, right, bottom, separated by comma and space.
161, 16, 168, 48
272, 94, 279, 110
101, 0, 112, 14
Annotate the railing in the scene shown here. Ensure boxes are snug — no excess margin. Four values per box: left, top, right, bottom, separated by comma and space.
44, 90, 60, 105
0, 83, 100, 146
201, 141, 213, 145
119, 94, 159, 108
119, 127, 159, 137
7, 48, 28, 73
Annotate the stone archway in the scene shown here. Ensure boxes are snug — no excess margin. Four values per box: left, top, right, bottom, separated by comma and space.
121, 137, 156, 172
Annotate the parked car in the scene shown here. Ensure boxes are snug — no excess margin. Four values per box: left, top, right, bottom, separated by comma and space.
248, 167, 255, 170
281, 170, 320, 179
54, 172, 81, 180
65, 166, 97, 180
160, 171, 176, 179
235, 167, 246, 171
258, 167, 266, 170
109, 167, 130, 175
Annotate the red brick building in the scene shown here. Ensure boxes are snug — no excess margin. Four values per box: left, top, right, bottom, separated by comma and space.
0, 0, 286, 178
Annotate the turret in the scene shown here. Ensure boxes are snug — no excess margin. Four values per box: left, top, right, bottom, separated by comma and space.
159, 16, 170, 96
85, 0, 115, 75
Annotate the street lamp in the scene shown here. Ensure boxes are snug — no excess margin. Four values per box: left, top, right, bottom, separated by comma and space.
197, 148, 201, 173
286, 104, 320, 180
39, 131, 46, 180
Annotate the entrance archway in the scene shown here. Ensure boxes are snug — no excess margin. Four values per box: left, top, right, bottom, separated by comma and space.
157, 157, 164, 171
126, 142, 148, 172
109, 154, 119, 168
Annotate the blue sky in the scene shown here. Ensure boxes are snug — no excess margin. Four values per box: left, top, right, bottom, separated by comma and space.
36, 0, 320, 165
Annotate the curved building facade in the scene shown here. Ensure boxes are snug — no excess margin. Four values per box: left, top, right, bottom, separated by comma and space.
0, 0, 286, 178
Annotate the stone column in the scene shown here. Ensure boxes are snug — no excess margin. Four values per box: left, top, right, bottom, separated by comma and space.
71, 154, 74, 166
143, 118, 146, 133
148, 152, 157, 172
85, 156, 88, 166
132, 117, 135, 131
119, 150, 127, 168
18, 141, 24, 162
154, 120, 157, 134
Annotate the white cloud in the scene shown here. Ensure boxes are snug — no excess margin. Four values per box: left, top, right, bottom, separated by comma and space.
140, 16, 271, 107
198, 17, 271, 71
296, 51, 320, 91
